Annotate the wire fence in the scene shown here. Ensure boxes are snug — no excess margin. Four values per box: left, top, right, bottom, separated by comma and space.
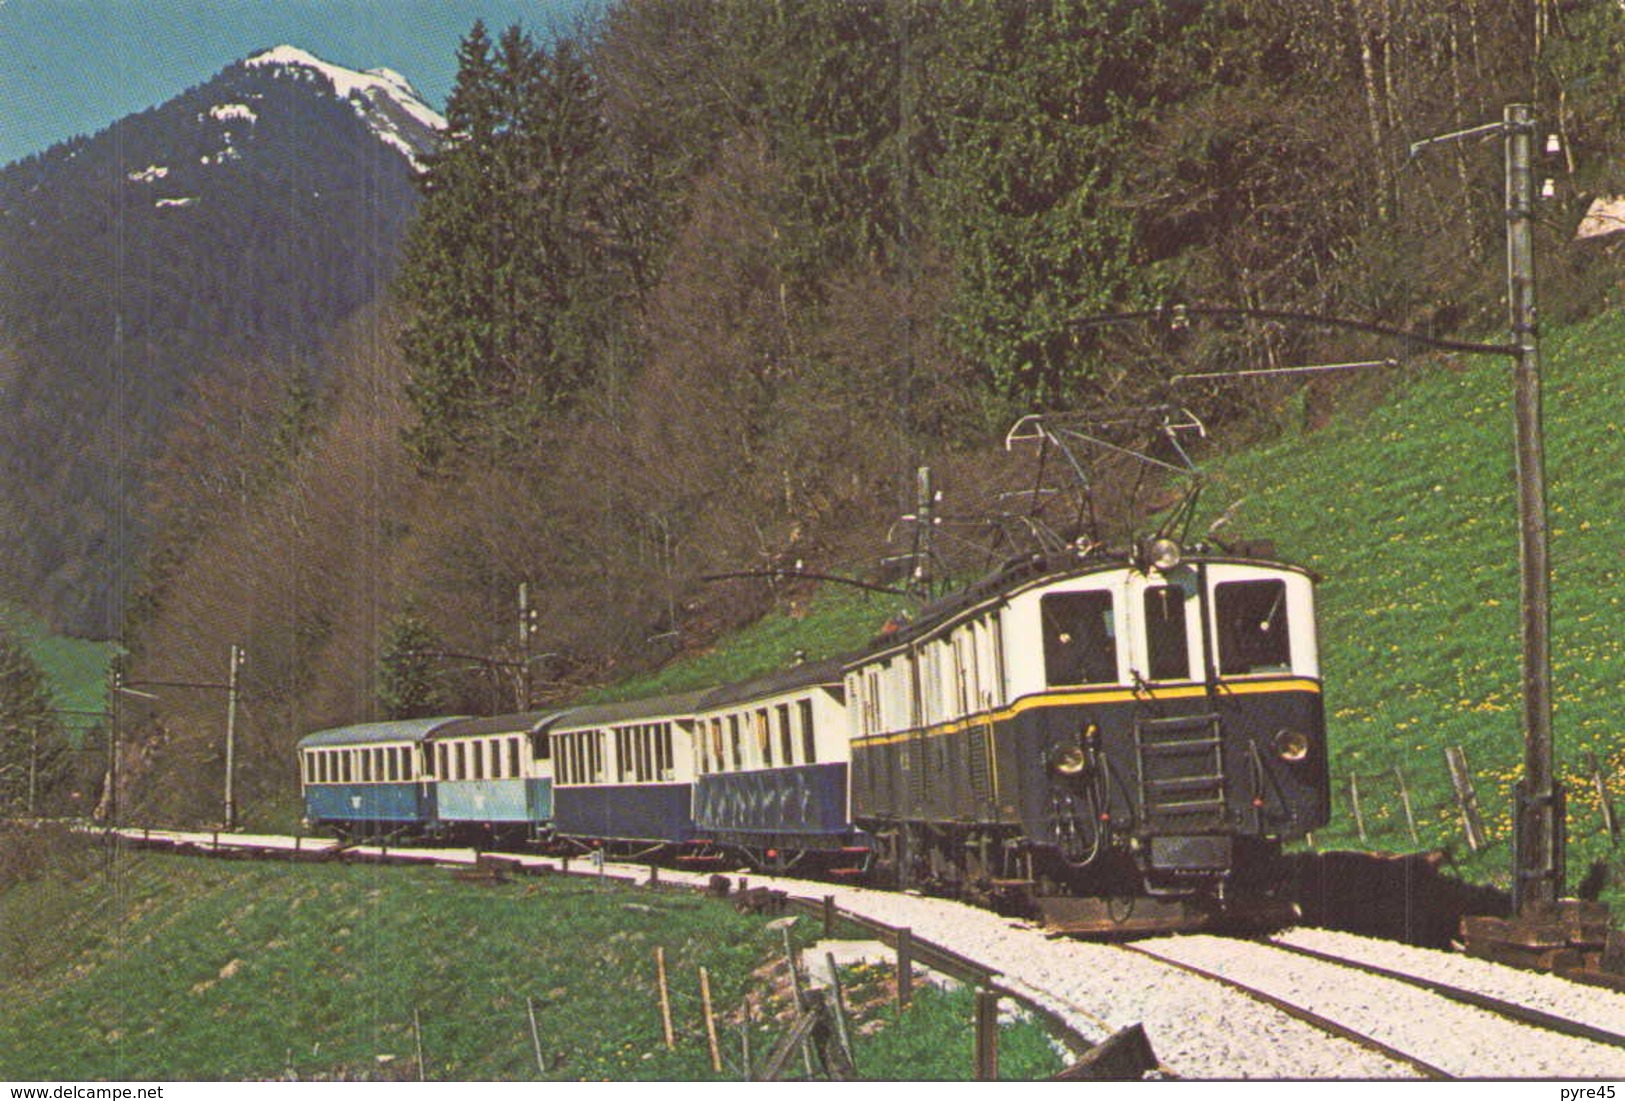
1323, 744, 1619, 860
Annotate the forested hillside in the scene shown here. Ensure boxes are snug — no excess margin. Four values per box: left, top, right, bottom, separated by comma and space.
112, 0, 1625, 826
0, 51, 433, 636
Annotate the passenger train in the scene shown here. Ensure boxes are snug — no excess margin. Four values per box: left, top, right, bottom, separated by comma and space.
298, 541, 1329, 932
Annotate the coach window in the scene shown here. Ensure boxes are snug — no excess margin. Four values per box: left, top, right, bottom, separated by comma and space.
776, 703, 794, 765
754, 709, 771, 767
508, 737, 522, 778
796, 699, 814, 763
1144, 585, 1192, 681
1215, 579, 1292, 675
1042, 591, 1118, 686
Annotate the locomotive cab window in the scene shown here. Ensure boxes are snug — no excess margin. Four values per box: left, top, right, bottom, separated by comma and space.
1216, 579, 1292, 675
1042, 591, 1118, 686
1144, 584, 1192, 681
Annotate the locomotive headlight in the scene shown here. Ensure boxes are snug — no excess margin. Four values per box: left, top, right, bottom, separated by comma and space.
1273, 729, 1311, 763
1144, 537, 1182, 571
1051, 745, 1089, 776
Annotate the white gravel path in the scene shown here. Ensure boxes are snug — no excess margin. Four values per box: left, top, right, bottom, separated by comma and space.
1275, 926, 1625, 1040
1137, 933, 1625, 1079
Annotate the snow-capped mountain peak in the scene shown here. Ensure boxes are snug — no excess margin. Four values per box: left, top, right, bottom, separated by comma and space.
243, 45, 444, 167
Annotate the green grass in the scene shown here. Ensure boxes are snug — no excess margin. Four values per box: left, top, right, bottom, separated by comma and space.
1, 602, 116, 739
582, 582, 906, 704
0, 838, 1060, 1081
1198, 311, 1625, 902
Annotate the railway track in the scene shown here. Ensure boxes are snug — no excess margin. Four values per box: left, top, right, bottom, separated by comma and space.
1125, 934, 1625, 1079
109, 826, 1625, 1079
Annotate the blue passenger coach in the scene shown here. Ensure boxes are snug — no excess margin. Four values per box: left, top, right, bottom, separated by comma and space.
547, 692, 707, 850
691, 658, 862, 868
298, 717, 459, 838
426, 710, 562, 843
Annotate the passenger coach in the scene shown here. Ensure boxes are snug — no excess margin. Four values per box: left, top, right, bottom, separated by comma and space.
426, 710, 562, 843
298, 716, 458, 839
690, 658, 863, 869
546, 691, 707, 851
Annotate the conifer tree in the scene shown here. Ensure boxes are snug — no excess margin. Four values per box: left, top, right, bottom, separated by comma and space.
922, 1, 1205, 405
397, 21, 624, 470
377, 609, 451, 720
0, 626, 63, 814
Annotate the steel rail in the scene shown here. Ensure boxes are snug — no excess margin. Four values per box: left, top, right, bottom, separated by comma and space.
1115, 943, 1452, 1080
1268, 939, 1625, 1050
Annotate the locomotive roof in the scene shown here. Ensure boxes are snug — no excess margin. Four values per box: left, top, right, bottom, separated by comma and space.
861, 546, 1313, 657
695, 655, 847, 711
297, 715, 466, 748
547, 689, 710, 731
429, 710, 572, 739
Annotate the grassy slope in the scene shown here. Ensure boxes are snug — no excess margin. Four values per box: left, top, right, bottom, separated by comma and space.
0, 844, 1059, 1081
1, 603, 115, 737
1202, 311, 1625, 897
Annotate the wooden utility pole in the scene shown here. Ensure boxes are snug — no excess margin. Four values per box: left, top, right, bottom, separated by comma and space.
224, 645, 243, 830
1411, 105, 1562, 912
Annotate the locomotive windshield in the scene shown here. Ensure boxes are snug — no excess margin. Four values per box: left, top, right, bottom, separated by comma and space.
1041, 591, 1118, 686
1215, 578, 1292, 675
1144, 584, 1192, 680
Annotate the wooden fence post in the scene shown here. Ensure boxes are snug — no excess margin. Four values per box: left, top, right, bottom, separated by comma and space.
1393, 766, 1420, 845
895, 927, 913, 1010
656, 947, 674, 1049
974, 988, 1000, 1080
825, 951, 857, 1077
1588, 752, 1619, 847
1445, 745, 1488, 851
700, 966, 721, 1073
527, 997, 545, 1075
413, 1007, 427, 1081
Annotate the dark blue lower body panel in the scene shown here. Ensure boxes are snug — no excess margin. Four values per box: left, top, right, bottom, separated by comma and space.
305, 783, 434, 829
554, 783, 693, 843
694, 763, 852, 843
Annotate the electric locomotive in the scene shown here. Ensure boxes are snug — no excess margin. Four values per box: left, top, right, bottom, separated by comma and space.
844, 539, 1327, 932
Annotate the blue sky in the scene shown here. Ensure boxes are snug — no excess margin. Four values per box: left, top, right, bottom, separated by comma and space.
0, 0, 600, 166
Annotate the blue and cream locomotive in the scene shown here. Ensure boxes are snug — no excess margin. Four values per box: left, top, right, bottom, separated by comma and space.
843, 543, 1327, 930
